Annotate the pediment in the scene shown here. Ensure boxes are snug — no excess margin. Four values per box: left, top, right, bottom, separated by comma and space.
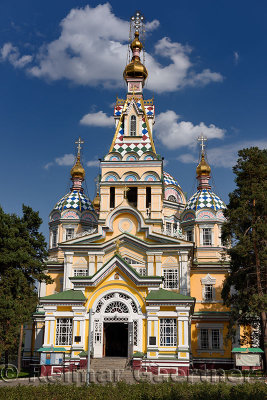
70, 254, 162, 289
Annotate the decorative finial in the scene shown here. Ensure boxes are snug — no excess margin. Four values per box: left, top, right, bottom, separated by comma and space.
75, 137, 84, 158
70, 137, 85, 190
196, 134, 211, 189
197, 134, 207, 154
115, 239, 120, 254
123, 11, 147, 90
130, 11, 144, 34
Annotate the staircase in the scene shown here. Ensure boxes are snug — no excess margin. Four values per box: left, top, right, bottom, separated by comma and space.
87, 357, 136, 383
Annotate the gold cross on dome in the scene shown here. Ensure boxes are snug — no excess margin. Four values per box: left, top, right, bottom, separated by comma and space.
131, 11, 144, 32
197, 134, 207, 153
123, 185, 130, 199
75, 137, 84, 156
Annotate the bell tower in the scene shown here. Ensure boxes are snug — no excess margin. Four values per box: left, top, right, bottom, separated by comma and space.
97, 12, 164, 230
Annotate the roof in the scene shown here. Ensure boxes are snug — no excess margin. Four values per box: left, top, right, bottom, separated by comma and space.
37, 347, 66, 352
110, 98, 155, 158
163, 171, 181, 188
185, 188, 226, 211
54, 190, 95, 212
146, 288, 194, 301
40, 289, 86, 301
232, 347, 264, 353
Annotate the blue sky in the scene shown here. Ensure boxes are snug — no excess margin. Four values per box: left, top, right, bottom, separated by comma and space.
0, 0, 266, 239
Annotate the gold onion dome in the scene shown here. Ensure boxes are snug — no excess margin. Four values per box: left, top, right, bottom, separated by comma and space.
123, 32, 148, 81
92, 192, 100, 209
71, 156, 85, 180
196, 153, 211, 176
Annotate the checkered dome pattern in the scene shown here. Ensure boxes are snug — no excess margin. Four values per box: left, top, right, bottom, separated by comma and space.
163, 172, 181, 188
185, 189, 226, 211
112, 98, 154, 157
54, 190, 94, 212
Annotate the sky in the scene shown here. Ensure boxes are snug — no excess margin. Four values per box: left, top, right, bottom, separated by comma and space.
0, 0, 266, 240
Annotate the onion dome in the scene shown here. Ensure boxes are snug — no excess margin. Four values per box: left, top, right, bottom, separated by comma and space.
163, 171, 181, 188
196, 153, 211, 177
185, 135, 226, 211
53, 191, 94, 212
185, 189, 226, 211
92, 192, 100, 212
71, 155, 85, 180
52, 137, 96, 214
123, 31, 148, 82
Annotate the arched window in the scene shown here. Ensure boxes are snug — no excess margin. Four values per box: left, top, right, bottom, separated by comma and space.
105, 301, 129, 314
168, 195, 177, 203
130, 115, 136, 136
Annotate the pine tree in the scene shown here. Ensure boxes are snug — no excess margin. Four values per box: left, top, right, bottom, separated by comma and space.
0, 205, 52, 368
221, 147, 267, 369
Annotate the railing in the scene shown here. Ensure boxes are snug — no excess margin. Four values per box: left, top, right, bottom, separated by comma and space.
161, 228, 186, 240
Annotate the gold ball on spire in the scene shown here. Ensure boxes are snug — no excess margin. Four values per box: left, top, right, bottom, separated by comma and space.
196, 153, 211, 177
123, 31, 148, 82
71, 156, 85, 180
130, 31, 143, 51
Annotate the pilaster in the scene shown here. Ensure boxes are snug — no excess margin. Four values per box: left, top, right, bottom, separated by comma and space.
64, 252, 74, 290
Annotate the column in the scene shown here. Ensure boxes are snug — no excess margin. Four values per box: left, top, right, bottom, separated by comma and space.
96, 252, 105, 271
154, 252, 163, 276
178, 251, 189, 295
146, 252, 154, 276
88, 253, 96, 275
176, 307, 190, 362
64, 251, 74, 290
146, 306, 160, 359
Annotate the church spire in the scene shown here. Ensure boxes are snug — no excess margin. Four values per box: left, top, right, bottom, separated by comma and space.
70, 137, 85, 191
123, 11, 147, 94
196, 134, 211, 190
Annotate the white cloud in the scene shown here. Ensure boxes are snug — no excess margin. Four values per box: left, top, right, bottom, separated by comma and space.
207, 140, 267, 168
80, 111, 114, 127
0, 42, 32, 68
0, 4, 223, 93
44, 161, 54, 170
154, 110, 225, 149
177, 140, 267, 168
55, 153, 75, 166
177, 153, 197, 164
234, 51, 239, 65
86, 160, 99, 167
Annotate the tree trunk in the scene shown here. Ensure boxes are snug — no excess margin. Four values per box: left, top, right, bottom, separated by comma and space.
17, 324, 24, 373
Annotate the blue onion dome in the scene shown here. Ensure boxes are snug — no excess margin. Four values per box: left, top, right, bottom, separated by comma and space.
53, 190, 95, 213
185, 188, 226, 211
163, 171, 181, 188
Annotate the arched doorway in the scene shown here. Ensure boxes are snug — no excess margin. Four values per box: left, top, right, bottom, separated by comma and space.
92, 291, 141, 358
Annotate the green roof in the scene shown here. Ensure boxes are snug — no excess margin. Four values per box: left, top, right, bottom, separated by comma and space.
232, 347, 264, 353
146, 288, 194, 301
78, 350, 88, 357
40, 289, 86, 301
37, 347, 66, 352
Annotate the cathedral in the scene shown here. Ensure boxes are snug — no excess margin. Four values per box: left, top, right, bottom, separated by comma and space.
23, 12, 233, 374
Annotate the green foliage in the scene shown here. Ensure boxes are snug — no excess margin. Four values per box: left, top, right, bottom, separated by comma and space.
0, 382, 266, 400
0, 205, 52, 358
221, 147, 267, 347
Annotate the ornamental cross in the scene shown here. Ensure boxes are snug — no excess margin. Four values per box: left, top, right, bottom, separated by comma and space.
75, 137, 84, 156
197, 134, 207, 153
123, 185, 130, 199
131, 11, 144, 32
